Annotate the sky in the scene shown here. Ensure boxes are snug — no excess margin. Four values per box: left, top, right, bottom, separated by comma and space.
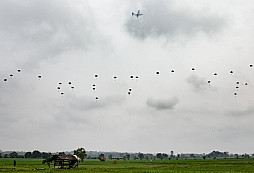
1, 0, 254, 155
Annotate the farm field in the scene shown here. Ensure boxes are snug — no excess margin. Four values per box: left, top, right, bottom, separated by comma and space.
0, 158, 254, 172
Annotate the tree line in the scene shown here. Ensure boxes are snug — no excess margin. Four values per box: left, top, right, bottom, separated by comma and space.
0, 150, 52, 159
1, 150, 252, 160
0, 148, 87, 162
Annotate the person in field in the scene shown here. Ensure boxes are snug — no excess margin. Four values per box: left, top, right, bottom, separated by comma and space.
13, 160, 16, 168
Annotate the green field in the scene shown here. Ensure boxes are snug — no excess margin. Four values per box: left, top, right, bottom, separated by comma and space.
1, 158, 254, 172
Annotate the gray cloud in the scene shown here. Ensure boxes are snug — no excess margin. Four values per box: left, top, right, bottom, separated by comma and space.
1, 0, 254, 154
66, 95, 126, 111
146, 97, 179, 110
186, 74, 210, 92
125, 0, 226, 39
229, 107, 254, 117
0, 0, 97, 68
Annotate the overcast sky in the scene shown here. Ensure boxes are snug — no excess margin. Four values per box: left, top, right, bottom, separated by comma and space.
1, 0, 254, 154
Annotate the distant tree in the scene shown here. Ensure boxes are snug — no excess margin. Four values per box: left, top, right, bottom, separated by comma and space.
162, 153, 168, 159
74, 148, 86, 162
223, 152, 229, 158
146, 154, 154, 160
126, 153, 130, 160
190, 154, 195, 158
99, 153, 106, 161
41, 152, 51, 159
108, 154, 113, 160
156, 153, 163, 160
99, 153, 105, 158
9, 152, 18, 158
0, 153, 2, 158
176, 154, 180, 160
244, 153, 250, 158
58, 152, 65, 154
25, 152, 32, 158
32, 150, 41, 158
138, 152, 144, 160
4, 154, 8, 158
171, 151, 174, 155
207, 151, 225, 158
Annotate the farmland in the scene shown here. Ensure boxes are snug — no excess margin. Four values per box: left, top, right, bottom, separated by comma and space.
1, 158, 254, 172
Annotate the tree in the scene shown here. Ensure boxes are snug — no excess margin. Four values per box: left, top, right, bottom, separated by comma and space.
99, 153, 106, 161
74, 148, 86, 162
138, 152, 144, 160
162, 153, 168, 160
99, 153, 105, 158
190, 154, 195, 159
170, 151, 174, 159
108, 154, 113, 160
41, 152, 51, 159
25, 152, 32, 158
32, 150, 41, 158
9, 152, 18, 158
156, 153, 163, 160
126, 153, 130, 160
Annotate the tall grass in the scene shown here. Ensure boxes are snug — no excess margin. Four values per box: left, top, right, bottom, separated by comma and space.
0, 158, 254, 172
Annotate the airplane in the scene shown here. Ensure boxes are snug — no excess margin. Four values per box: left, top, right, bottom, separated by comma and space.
132, 10, 143, 18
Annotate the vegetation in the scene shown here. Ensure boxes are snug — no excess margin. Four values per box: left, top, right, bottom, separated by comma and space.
1, 158, 254, 172
74, 148, 86, 162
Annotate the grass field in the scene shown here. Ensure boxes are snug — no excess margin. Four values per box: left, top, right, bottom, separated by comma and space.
0, 158, 254, 172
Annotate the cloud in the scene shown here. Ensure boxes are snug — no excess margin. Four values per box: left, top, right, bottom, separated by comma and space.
186, 74, 210, 92
66, 95, 126, 111
146, 97, 179, 110
229, 107, 254, 117
0, 0, 97, 68
125, 0, 226, 39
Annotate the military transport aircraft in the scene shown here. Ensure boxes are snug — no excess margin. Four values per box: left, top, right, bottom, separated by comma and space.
132, 10, 143, 18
